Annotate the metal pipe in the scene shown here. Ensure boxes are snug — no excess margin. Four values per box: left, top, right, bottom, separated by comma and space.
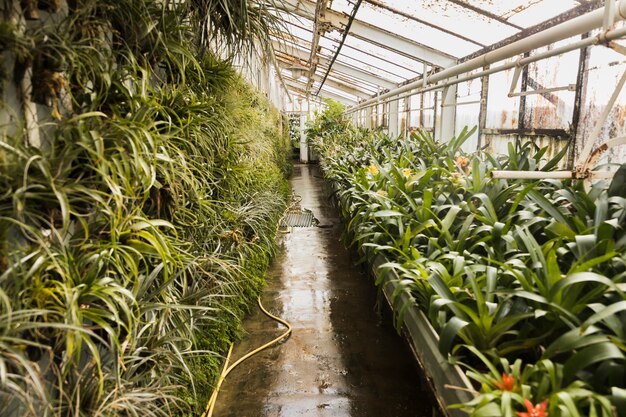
491, 170, 616, 180
347, 24, 626, 113
347, 0, 626, 113
508, 62, 523, 96
315, 0, 363, 96
442, 99, 482, 108
491, 170, 574, 179
604, 0, 617, 29
508, 84, 576, 97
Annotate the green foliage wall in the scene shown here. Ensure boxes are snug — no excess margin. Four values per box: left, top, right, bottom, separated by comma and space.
0, 0, 290, 415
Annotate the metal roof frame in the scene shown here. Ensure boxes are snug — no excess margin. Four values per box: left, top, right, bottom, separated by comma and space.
279, 21, 422, 77
283, 77, 358, 105
272, 39, 398, 89
280, 0, 456, 69
274, 29, 421, 79
363, 0, 486, 47
348, 1, 626, 112
274, 0, 612, 109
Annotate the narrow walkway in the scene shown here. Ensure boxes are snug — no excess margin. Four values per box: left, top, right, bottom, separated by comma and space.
212, 164, 436, 417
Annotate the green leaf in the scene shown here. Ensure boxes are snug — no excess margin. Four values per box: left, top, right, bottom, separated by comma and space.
439, 316, 469, 355
549, 272, 615, 300
372, 210, 404, 217
528, 189, 573, 229
608, 163, 626, 198
581, 300, 626, 331
563, 342, 625, 382
610, 387, 626, 417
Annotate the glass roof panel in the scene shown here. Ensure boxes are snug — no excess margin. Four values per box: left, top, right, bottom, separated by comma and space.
505, 1, 581, 27
325, 71, 381, 92
458, 0, 579, 27
342, 35, 423, 75
319, 83, 355, 98
327, 77, 378, 95
279, 22, 313, 45
366, 0, 518, 46
319, 52, 405, 84
277, 10, 314, 32
317, 37, 417, 80
331, 0, 478, 57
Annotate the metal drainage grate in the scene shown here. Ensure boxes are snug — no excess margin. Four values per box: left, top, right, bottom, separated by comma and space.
280, 209, 318, 227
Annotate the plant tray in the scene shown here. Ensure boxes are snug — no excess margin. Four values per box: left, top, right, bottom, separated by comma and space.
372, 255, 475, 417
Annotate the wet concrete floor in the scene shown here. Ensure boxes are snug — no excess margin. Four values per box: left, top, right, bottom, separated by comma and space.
212, 164, 437, 417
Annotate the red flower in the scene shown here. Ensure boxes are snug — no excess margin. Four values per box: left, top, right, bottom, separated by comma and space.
495, 373, 515, 391
516, 399, 549, 417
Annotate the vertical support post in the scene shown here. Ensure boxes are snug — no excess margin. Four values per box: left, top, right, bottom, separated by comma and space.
604, 0, 616, 30
419, 92, 425, 128
388, 97, 399, 137
569, 33, 590, 169
365, 104, 373, 129
432, 91, 438, 135
405, 93, 413, 138
300, 102, 309, 163
517, 52, 530, 144
435, 82, 457, 142
478, 65, 490, 151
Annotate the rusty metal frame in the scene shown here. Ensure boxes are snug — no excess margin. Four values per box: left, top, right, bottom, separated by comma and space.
446, 0, 524, 30
305, 0, 329, 95
280, 0, 456, 68
477, 66, 490, 150
272, 39, 398, 88
363, 0, 486, 47
568, 33, 591, 168
272, 32, 409, 83
461, 1, 605, 62
277, 22, 422, 76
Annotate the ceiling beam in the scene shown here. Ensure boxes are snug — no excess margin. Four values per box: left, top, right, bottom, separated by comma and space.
364, 0, 485, 47
280, 69, 372, 97
306, 0, 329, 94
445, 0, 523, 30
278, 22, 422, 76
280, 0, 456, 68
284, 78, 358, 105
273, 40, 397, 89
274, 35, 406, 83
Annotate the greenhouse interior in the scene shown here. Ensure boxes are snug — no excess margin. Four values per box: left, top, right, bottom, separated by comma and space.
1, 0, 626, 416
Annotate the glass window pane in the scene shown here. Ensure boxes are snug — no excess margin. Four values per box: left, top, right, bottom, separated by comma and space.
367, 0, 518, 46
318, 37, 417, 80
486, 59, 521, 129
506, 1, 581, 27
523, 39, 579, 130
343, 36, 422, 75
331, 0, 476, 58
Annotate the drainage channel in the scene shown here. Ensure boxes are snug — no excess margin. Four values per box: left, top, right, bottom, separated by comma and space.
212, 164, 438, 417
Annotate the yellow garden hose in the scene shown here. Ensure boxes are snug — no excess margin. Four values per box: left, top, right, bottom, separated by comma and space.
200, 296, 292, 417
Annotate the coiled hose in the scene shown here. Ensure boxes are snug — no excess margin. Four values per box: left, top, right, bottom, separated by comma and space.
200, 296, 292, 417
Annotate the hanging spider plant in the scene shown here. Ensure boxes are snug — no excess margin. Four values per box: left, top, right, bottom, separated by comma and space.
187, 0, 287, 62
